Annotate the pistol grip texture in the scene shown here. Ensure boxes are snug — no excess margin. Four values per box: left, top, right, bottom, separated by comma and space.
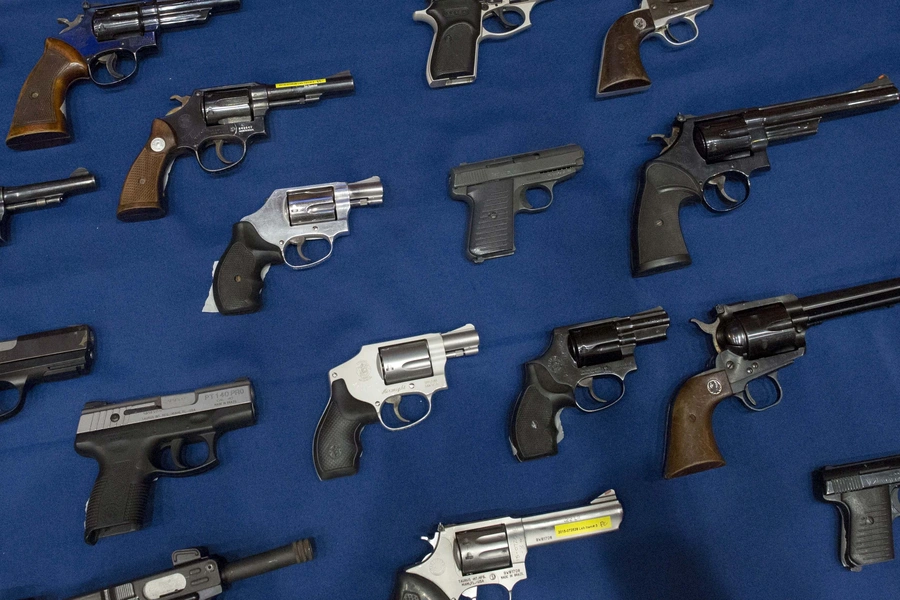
313, 379, 378, 480
841, 487, 896, 568
510, 362, 577, 461
117, 119, 180, 222
82, 462, 154, 544
596, 9, 655, 98
458, 178, 517, 263
426, 0, 482, 82
664, 370, 732, 479
632, 160, 702, 277
7, 38, 89, 150
392, 572, 453, 600
213, 222, 284, 315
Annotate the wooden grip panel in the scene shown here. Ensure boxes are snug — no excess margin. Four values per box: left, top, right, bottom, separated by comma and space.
596, 9, 654, 98
665, 370, 732, 479
118, 119, 180, 222
7, 38, 89, 150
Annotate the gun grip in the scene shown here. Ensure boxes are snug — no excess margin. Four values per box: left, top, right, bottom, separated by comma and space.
596, 9, 654, 98
313, 379, 378, 480
456, 178, 517, 263
839, 487, 896, 568
213, 222, 284, 315
7, 38, 89, 150
510, 362, 576, 461
117, 119, 180, 222
392, 572, 453, 600
425, 0, 482, 82
81, 460, 154, 544
632, 160, 701, 277
664, 370, 732, 479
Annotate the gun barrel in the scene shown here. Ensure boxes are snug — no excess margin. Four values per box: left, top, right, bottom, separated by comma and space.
568, 307, 669, 368
799, 277, 900, 326
265, 72, 355, 108
220, 539, 314, 584
2, 170, 97, 211
150, 0, 242, 28
520, 490, 623, 549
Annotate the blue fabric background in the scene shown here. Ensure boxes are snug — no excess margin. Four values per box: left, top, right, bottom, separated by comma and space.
1, 1, 899, 598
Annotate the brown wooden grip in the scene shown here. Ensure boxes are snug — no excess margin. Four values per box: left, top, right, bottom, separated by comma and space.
664, 370, 733, 479
117, 119, 180, 222
596, 9, 655, 98
7, 39, 89, 150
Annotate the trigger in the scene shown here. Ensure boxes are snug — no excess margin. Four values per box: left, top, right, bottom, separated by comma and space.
169, 439, 187, 470
295, 241, 311, 262
214, 140, 235, 165
493, 9, 518, 29
709, 175, 742, 204
97, 54, 123, 80
386, 396, 410, 424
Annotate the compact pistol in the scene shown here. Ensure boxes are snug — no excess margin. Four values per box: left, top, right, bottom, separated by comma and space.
510, 307, 669, 461
450, 144, 584, 263
313, 325, 479, 480
1, 169, 97, 244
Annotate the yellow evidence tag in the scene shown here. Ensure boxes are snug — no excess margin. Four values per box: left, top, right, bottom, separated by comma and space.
555, 517, 612, 538
275, 79, 326, 89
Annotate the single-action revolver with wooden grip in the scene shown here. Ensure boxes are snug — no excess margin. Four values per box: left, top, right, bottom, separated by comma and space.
117, 72, 355, 222
510, 307, 669, 461
7, 0, 241, 151
665, 277, 900, 479
632, 76, 899, 277
313, 325, 479, 480
414, 0, 550, 88
597, 0, 712, 98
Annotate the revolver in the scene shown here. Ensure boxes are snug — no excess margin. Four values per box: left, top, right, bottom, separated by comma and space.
392, 490, 623, 600
313, 325, 479, 480
632, 76, 899, 276
67, 539, 314, 600
211, 177, 383, 315
1, 169, 97, 244
665, 277, 900, 479
0, 325, 94, 422
450, 144, 584, 263
7, 0, 241, 151
510, 307, 669, 461
75, 379, 256, 543
597, 0, 713, 98
117, 72, 355, 221
414, 0, 549, 88
816, 453, 900, 571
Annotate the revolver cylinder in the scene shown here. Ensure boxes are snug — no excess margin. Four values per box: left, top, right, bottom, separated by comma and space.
455, 524, 512, 575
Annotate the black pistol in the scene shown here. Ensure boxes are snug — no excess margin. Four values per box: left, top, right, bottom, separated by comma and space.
0, 325, 94, 422
1, 169, 97, 244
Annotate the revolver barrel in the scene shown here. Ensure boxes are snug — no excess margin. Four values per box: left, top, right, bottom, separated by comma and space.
569, 306, 669, 368
265, 71, 355, 108
799, 277, 900, 326
1, 169, 97, 212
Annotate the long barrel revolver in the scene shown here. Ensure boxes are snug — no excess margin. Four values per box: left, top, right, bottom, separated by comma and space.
117, 72, 355, 222
450, 144, 584, 263
0, 325, 94, 422
1, 169, 97, 244
313, 325, 479, 480
414, 0, 549, 88
7, 0, 241, 151
632, 76, 899, 277
67, 539, 314, 600
75, 379, 256, 544
510, 308, 669, 461
392, 490, 622, 600
816, 453, 900, 571
597, 0, 713, 98
665, 277, 900, 479
211, 177, 383, 315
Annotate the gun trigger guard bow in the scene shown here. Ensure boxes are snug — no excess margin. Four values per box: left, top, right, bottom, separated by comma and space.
653, 14, 701, 47
517, 181, 555, 213
703, 173, 751, 212
195, 137, 249, 173
282, 234, 335, 270
574, 373, 627, 413
378, 393, 434, 432
0, 376, 28, 422
89, 50, 139, 86
481, 3, 535, 40
154, 431, 220, 475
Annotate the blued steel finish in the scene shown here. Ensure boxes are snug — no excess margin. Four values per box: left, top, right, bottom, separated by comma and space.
0, 169, 97, 244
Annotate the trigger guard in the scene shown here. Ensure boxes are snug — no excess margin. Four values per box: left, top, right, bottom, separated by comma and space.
703, 174, 751, 213
481, 6, 529, 40
492, 7, 521, 29
519, 184, 554, 214
282, 236, 334, 270
378, 394, 433, 432
740, 375, 784, 412
658, 17, 700, 47
195, 139, 247, 174
574, 376, 626, 413
89, 51, 138, 87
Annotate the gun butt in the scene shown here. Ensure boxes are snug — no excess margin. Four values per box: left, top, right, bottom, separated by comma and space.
664, 370, 732, 479
596, 9, 654, 98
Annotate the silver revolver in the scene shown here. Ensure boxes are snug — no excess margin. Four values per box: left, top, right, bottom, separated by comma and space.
313, 325, 479, 480
393, 490, 623, 599
414, 0, 550, 88
211, 177, 383, 315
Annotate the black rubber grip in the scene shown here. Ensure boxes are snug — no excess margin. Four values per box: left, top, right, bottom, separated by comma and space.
83, 462, 153, 545
842, 487, 896, 567
313, 379, 379, 480
510, 362, 577, 461
221, 539, 315, 583
460, 178, 517, 262
631, 160, 702, 277
392, 572, 453, 600
213, 221, 284, 315
427, 0, 482, 81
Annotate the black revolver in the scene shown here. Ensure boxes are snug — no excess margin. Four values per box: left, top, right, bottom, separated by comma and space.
0, 325, 94, 422
75, 379, 256, 544
7, 0, 241, 151
632, 75, 899, 277
68, 539, 314, 600
1, 169, 97, 244
450, 144, 584, 263
817, 453, 900, 571
510, 308, 669, 461
117, 72, 355, 221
